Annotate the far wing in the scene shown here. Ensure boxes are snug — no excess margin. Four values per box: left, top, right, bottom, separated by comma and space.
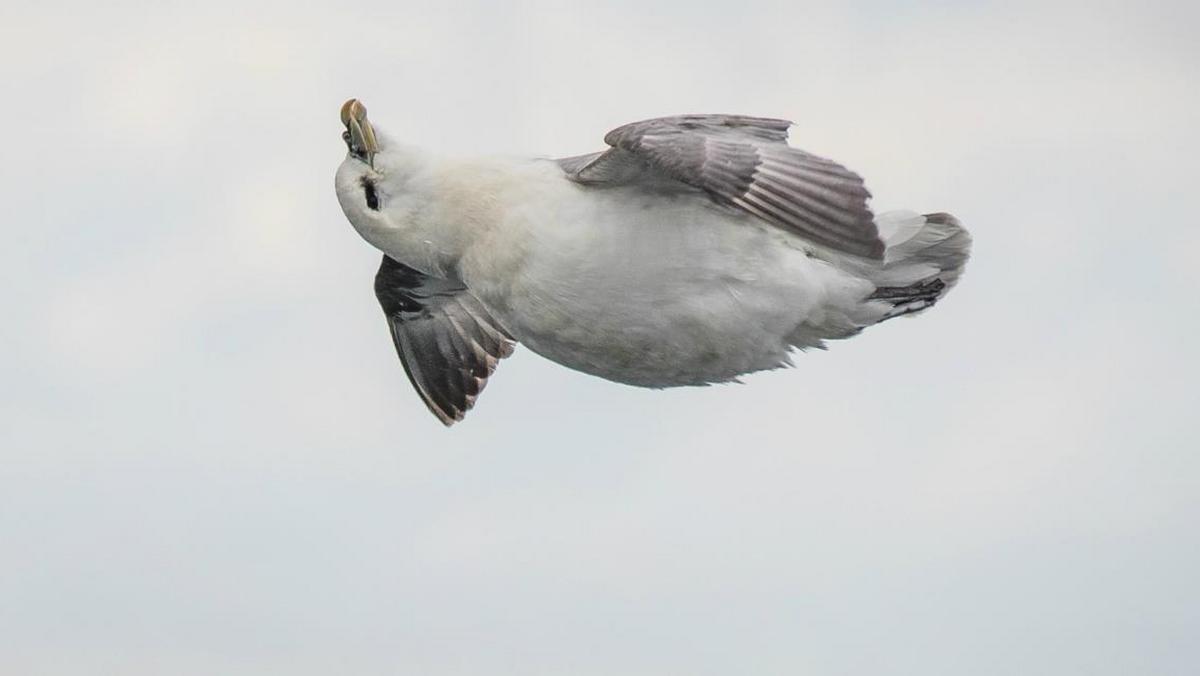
562, 114, 884, 260
374, 256, 516, 426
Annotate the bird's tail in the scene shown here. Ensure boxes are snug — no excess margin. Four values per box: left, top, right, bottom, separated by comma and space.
865, 211, 972, 321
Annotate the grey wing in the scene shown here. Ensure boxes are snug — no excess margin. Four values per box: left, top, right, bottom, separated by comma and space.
374, 255, 516, 426
562, 114, 884, 260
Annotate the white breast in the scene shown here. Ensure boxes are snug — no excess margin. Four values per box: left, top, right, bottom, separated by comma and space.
455, 161, 876, 387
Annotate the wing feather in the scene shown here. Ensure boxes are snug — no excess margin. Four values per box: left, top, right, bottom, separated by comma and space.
374, 256, 516, 425
562, 114, 884, 259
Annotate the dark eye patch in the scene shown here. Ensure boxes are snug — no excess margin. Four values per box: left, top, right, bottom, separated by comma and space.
361, 176, 380, 211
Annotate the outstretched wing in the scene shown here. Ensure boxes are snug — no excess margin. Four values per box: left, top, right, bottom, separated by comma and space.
374, 256, 516, 426
561, 114, 884, 260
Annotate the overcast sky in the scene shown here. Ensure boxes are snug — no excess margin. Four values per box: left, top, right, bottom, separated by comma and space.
2, 1, 1197, 674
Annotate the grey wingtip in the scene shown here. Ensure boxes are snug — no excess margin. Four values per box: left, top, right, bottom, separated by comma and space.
423, 391, 471, 427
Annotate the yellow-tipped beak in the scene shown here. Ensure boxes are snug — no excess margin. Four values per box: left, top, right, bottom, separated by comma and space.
340, 98, 379, 168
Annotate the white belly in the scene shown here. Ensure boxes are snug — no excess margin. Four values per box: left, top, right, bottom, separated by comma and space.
462, 175, 876, 387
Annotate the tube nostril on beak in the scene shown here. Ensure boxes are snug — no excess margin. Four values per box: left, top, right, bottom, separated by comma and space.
340, 98, 362, 127
341, 98, 379, 168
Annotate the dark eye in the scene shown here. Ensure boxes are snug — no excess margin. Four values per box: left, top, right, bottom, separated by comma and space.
361, 177, 379, 211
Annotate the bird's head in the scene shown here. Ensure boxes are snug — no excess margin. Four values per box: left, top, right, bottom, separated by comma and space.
335, 99, 448, 277
336, 98, 388, 230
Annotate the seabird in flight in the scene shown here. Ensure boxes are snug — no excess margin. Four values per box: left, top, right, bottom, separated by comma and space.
335, 99, 971, 425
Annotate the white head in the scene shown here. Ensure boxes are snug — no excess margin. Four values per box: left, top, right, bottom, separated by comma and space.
335, 99, 447, 276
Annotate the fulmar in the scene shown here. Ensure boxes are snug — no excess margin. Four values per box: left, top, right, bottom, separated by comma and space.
335, 99, 971, 425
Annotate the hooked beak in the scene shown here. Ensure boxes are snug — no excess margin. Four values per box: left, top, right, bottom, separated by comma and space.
340, 98, 379, 169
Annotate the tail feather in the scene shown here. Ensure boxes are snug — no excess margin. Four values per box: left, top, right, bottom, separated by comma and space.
787, 210, 971, 349
867, 211, 971, 321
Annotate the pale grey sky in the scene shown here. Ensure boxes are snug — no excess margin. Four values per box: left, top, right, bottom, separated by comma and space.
2, 1, 1198, 674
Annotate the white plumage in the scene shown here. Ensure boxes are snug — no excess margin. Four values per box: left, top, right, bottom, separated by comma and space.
334, 101, 971, 424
